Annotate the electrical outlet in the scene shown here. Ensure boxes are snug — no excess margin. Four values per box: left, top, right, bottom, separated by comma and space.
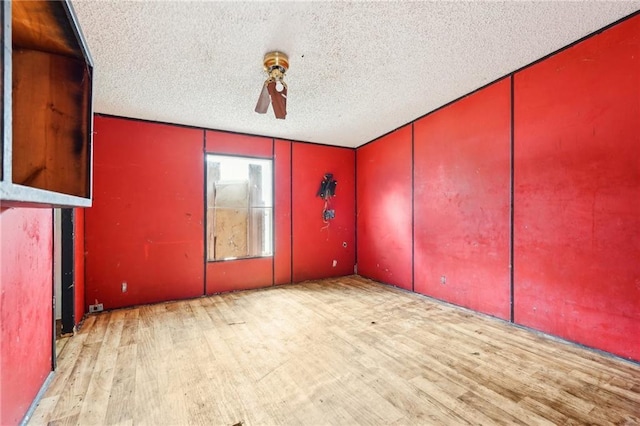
440, 275, 447, 285
89, 303, 104, 313
122, 282, 128, 293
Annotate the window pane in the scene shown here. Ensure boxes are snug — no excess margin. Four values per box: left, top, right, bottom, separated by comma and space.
206, 155, 273, 261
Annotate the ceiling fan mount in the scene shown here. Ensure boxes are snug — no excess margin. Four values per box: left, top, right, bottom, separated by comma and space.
263, 51, 289, 74
255, 51, 289, 120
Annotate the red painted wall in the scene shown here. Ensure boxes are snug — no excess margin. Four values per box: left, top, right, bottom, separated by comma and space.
204, 131, 275, 294
74, 208, 85, 325
85, 117, 204, 309
86, 119, 356, 304
79, 13, 637, 365
8, 14, 633, 424
356, 125, 413, 290
205, 130, 273, 157
292, 144, 356, 281
0, 208, 53, 425
206, 257, 273, 294
414, 78, 511, 319
513, 15, 640, 360
274, 140, 292, 285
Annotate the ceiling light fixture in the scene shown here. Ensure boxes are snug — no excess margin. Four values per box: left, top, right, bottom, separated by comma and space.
255, 51, 289, 120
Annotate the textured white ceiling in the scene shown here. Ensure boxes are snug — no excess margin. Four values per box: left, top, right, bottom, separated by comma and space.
72, 1, 639, 148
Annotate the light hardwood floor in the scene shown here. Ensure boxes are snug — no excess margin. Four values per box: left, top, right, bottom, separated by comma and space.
30, 276, 640, 425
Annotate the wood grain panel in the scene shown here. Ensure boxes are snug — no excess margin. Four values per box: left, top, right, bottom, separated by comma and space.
12, 1, 82, 58
12, 49, 90, 197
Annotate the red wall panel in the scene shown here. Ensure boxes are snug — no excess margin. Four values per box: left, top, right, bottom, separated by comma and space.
274, 140, 292, 285
514, 15, 640, 360
74, 208, 85, 325
206, 257, 273, 294
204, 131, 274, 293
0, 208, 53, 425
206, 130, 272, 158
414, 78, 511, 319
292, 144, 356, 282
85, 117, 204, 309
356, 126, 413, 290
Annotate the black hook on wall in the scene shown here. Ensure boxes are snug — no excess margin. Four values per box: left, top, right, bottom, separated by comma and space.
317, 173, 337, 200
317, 173, 337, 222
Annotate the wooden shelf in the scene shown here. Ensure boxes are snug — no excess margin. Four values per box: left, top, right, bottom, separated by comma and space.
1, 0, 93, 208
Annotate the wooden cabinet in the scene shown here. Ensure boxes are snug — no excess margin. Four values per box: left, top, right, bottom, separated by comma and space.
1, 0, 93, 207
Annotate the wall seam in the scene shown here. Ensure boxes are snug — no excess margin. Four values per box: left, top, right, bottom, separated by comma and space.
202, 129, 208, 295
509, 75, 515, 323
354, 149, 358, 275
411, 122, 415, 293
272, 138, 275, 286
290, 142, 294, 284
82, 208, 87, 324
50, 210, 56, 371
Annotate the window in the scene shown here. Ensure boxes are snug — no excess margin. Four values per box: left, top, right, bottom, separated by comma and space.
206, 155, 273, 261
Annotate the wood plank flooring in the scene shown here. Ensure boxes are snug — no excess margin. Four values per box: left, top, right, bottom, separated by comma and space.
30, 276, 640, 425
